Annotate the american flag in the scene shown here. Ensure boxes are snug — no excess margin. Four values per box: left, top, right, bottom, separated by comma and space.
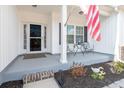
81, 5, 101, 41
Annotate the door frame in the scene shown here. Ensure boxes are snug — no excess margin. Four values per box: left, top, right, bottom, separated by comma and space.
22, 22, 47, 54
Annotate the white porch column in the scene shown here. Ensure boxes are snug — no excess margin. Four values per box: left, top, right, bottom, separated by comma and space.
60, 5, 67, 64
114, 12, 120, 61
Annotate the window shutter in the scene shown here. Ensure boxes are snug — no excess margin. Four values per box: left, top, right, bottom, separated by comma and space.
84, 26, 87, 42
59, 23, 61, 45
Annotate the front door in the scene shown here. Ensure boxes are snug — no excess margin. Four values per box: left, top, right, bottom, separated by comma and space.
29, 24, 42, 52
23, 23, 47, 53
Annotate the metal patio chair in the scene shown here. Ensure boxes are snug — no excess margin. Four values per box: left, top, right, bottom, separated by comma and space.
82, 42, 94, 54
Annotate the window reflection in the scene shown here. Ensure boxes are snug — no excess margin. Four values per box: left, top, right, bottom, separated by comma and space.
30, 24, 41, 37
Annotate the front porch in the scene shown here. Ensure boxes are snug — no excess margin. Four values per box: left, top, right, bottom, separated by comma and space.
1, 52, 113, 83
0, 5, 118, 86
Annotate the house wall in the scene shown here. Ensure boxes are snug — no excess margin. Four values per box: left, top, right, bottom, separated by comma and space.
89, 14, 117, 55
51, 11, 87, 54
17, 9, 87, 54
51, 12, 61, 54
119, 12, 124, 45
0, 6, 19, 72
17, 6, 118, 55
0, 7, 1, 71
51, 11, 117, 55
67, 14, 86, 25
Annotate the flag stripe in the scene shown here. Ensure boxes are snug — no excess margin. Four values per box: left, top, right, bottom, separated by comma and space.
92, 21, 100, 38
86, 5, 93, 20
94, 27, 100, 40
90, 18, 98, 36
92, 10, 99, 28
96, 34, 101, 41
87, 6, 93, 35
91, 16, 100, 37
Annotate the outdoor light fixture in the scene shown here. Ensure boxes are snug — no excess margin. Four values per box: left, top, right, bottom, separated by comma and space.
32, 5, 37, 7
79, 11, 84, 15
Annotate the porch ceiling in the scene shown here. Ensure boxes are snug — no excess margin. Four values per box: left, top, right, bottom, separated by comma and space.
68, 5, 115, 16
16, 5, 116, 16
16, 5, 61, 15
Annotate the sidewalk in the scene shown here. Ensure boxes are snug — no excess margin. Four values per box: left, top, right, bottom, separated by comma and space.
103, 79, 124, 88
23, 78, 59, 88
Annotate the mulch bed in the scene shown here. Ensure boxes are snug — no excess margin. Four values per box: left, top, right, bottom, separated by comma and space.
54, 62, 124, 88
0, 80, 23, 88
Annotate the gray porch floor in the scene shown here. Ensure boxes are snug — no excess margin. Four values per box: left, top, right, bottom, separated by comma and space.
1, 52, 114, 84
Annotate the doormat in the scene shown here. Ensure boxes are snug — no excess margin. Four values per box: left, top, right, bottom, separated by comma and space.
24, 53, 46, 59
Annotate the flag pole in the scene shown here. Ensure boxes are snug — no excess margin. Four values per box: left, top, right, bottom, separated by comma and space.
64, 7, 78, 26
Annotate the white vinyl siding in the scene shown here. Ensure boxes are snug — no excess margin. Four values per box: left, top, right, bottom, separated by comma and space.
90, 14, 117, 54
0, 6, 19, 72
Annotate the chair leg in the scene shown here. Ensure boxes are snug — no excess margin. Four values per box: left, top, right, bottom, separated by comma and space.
74, 50, 77, 56
81, 49, 84, 55
74, 52, 76, 56
74, 48, 78, 56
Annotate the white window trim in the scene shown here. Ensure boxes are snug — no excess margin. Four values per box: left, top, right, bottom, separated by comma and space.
67, 24, 87, 45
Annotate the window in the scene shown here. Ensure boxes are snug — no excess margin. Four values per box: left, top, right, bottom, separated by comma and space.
30, 24, 41, 51
30, 24, 41, 37
59, 23, 61, 45
84, 26, 88, 42
44, 26, 47, 48
23, 24, 27, 49
76, 26, 83, 44
67, 25, 87, 44
67, 25, 74, 44
30, 39, 41, 51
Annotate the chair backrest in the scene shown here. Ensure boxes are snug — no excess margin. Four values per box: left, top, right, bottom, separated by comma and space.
67, 44, 73, 52
82, 42, 90, 49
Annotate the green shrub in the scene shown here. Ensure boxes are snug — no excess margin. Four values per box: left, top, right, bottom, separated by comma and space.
91, 71, 106, 80
112, 61, 124, 74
